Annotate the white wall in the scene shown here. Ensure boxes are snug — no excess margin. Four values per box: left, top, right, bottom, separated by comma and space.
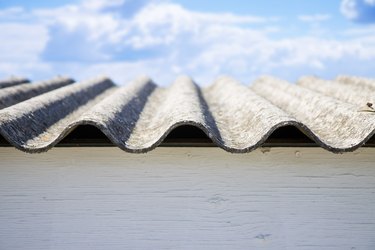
0, 147, 375, 250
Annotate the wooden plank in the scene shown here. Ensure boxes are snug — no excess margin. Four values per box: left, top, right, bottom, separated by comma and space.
0, 147, 375, 250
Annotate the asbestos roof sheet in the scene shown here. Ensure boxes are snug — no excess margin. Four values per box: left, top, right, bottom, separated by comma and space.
0, 75, 374, 153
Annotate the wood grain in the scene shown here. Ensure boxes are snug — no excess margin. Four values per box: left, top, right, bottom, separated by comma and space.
0, 147, 375, 250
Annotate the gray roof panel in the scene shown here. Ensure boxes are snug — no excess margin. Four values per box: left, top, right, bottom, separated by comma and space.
252, 76, 375, 151
0, 77, 29, 89
0, 76, 74, 110
0, 75, 374, 153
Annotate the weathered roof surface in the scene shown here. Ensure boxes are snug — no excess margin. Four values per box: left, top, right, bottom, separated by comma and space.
0, 75, 374, 153
0, 77, 29, 89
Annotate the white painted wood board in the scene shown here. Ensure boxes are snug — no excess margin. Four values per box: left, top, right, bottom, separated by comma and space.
0, 147, 375, 250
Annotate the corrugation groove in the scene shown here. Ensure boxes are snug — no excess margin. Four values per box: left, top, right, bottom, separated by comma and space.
203, 76, 297, 150
336, 75, 375, 91
0, 75, 374, 153
0, 77, 29, 89
0, 76, 74, 110
251, 76, 375, 151
124, 76, 219, 151
297, 76, 375, 107
0, 77, 115, 150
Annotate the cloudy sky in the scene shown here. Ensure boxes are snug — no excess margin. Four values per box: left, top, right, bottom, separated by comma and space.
0, 0, 374, 85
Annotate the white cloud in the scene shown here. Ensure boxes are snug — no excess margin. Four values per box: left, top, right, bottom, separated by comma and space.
0, 7, 24, 18
0, 0, 375, 83
0, 23, 48, 61
298, 14, 331, 22
81, 0, 126, 11
124, 2, 273, 50
341, 0, 358, 19
341, 25, 375, 39
340, 0, 375, 22
34, 4, 122, 42
365, 0, 375, 6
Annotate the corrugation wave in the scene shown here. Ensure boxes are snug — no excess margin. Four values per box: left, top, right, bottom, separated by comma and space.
0, 75, 374, 153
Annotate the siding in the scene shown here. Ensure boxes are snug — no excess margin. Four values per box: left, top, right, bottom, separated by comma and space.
0, 147, 375, 249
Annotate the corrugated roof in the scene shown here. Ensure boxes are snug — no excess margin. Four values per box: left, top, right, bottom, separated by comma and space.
0, 77, 29, 89
0, 75, 374, 153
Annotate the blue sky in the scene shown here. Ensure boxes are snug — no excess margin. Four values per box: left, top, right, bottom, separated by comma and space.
0, 0, 374, 85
